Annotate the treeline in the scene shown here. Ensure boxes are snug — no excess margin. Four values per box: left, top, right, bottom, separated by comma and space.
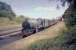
0, 2, 26, 26
0, 1, 15, 20
62, 0, 76, 45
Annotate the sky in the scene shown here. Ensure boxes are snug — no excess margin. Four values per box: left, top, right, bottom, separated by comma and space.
0, 0, 69, 19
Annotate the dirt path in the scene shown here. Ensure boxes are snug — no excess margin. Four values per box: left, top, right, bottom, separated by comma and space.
0, 21, 66, 50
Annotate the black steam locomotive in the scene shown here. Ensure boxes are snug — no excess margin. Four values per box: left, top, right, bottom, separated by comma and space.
21, 18, 58, 38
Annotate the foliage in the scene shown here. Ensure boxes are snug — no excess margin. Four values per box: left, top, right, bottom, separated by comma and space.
63, 0, 76, 29
65, 26, 76, 45
0, 17, 21, 26
0, 1, 16, 20
15, 16, 25, 24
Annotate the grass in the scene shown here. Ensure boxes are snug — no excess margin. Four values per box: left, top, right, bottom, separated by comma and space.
20, 22, 69, 50
21, 32, 64, 50
22, 30, 76, 50
0, 17, 21, 26
21, 24, 76, 50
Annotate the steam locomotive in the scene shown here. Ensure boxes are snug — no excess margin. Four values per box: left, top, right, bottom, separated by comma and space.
21, 18, 58, 38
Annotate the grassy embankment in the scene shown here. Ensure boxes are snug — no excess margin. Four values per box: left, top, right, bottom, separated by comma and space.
0, 21, 67, 50
1, 21, 74, 50
21, 21, 69, 50
0, 17, 22, 26
23, 22, 76, 50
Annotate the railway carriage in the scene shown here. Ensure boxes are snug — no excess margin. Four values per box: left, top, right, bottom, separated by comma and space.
21, 18, 58, 38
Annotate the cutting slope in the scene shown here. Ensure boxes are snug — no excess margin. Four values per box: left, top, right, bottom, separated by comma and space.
0, 21, 66, 50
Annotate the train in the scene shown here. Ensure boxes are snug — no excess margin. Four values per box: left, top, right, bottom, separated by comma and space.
21, 18, 62, 38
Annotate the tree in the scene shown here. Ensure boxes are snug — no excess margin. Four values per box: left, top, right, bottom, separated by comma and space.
0, 1, 16, 20
63, 0, 76, 28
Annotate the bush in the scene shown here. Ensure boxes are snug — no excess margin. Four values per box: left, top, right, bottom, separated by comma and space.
0, 1, 16, 20
63, 0, 76, 29
64, 26, 76, 45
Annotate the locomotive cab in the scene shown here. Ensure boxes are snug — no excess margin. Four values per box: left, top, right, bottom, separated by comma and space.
22, 19, 36, 38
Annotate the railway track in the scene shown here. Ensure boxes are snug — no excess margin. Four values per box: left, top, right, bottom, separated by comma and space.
0, 28, 22, 48
0, 22, 58, 48
0, 27, 21, 35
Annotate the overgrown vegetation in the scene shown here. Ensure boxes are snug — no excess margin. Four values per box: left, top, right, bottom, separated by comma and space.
0, 1, 16, 20
22, 26, 76, 50
63, 0, 76, 46
0, 16, 25, 26
0, 1, 26, 26
63, 0, 76, 28
0, 1, 17, 26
